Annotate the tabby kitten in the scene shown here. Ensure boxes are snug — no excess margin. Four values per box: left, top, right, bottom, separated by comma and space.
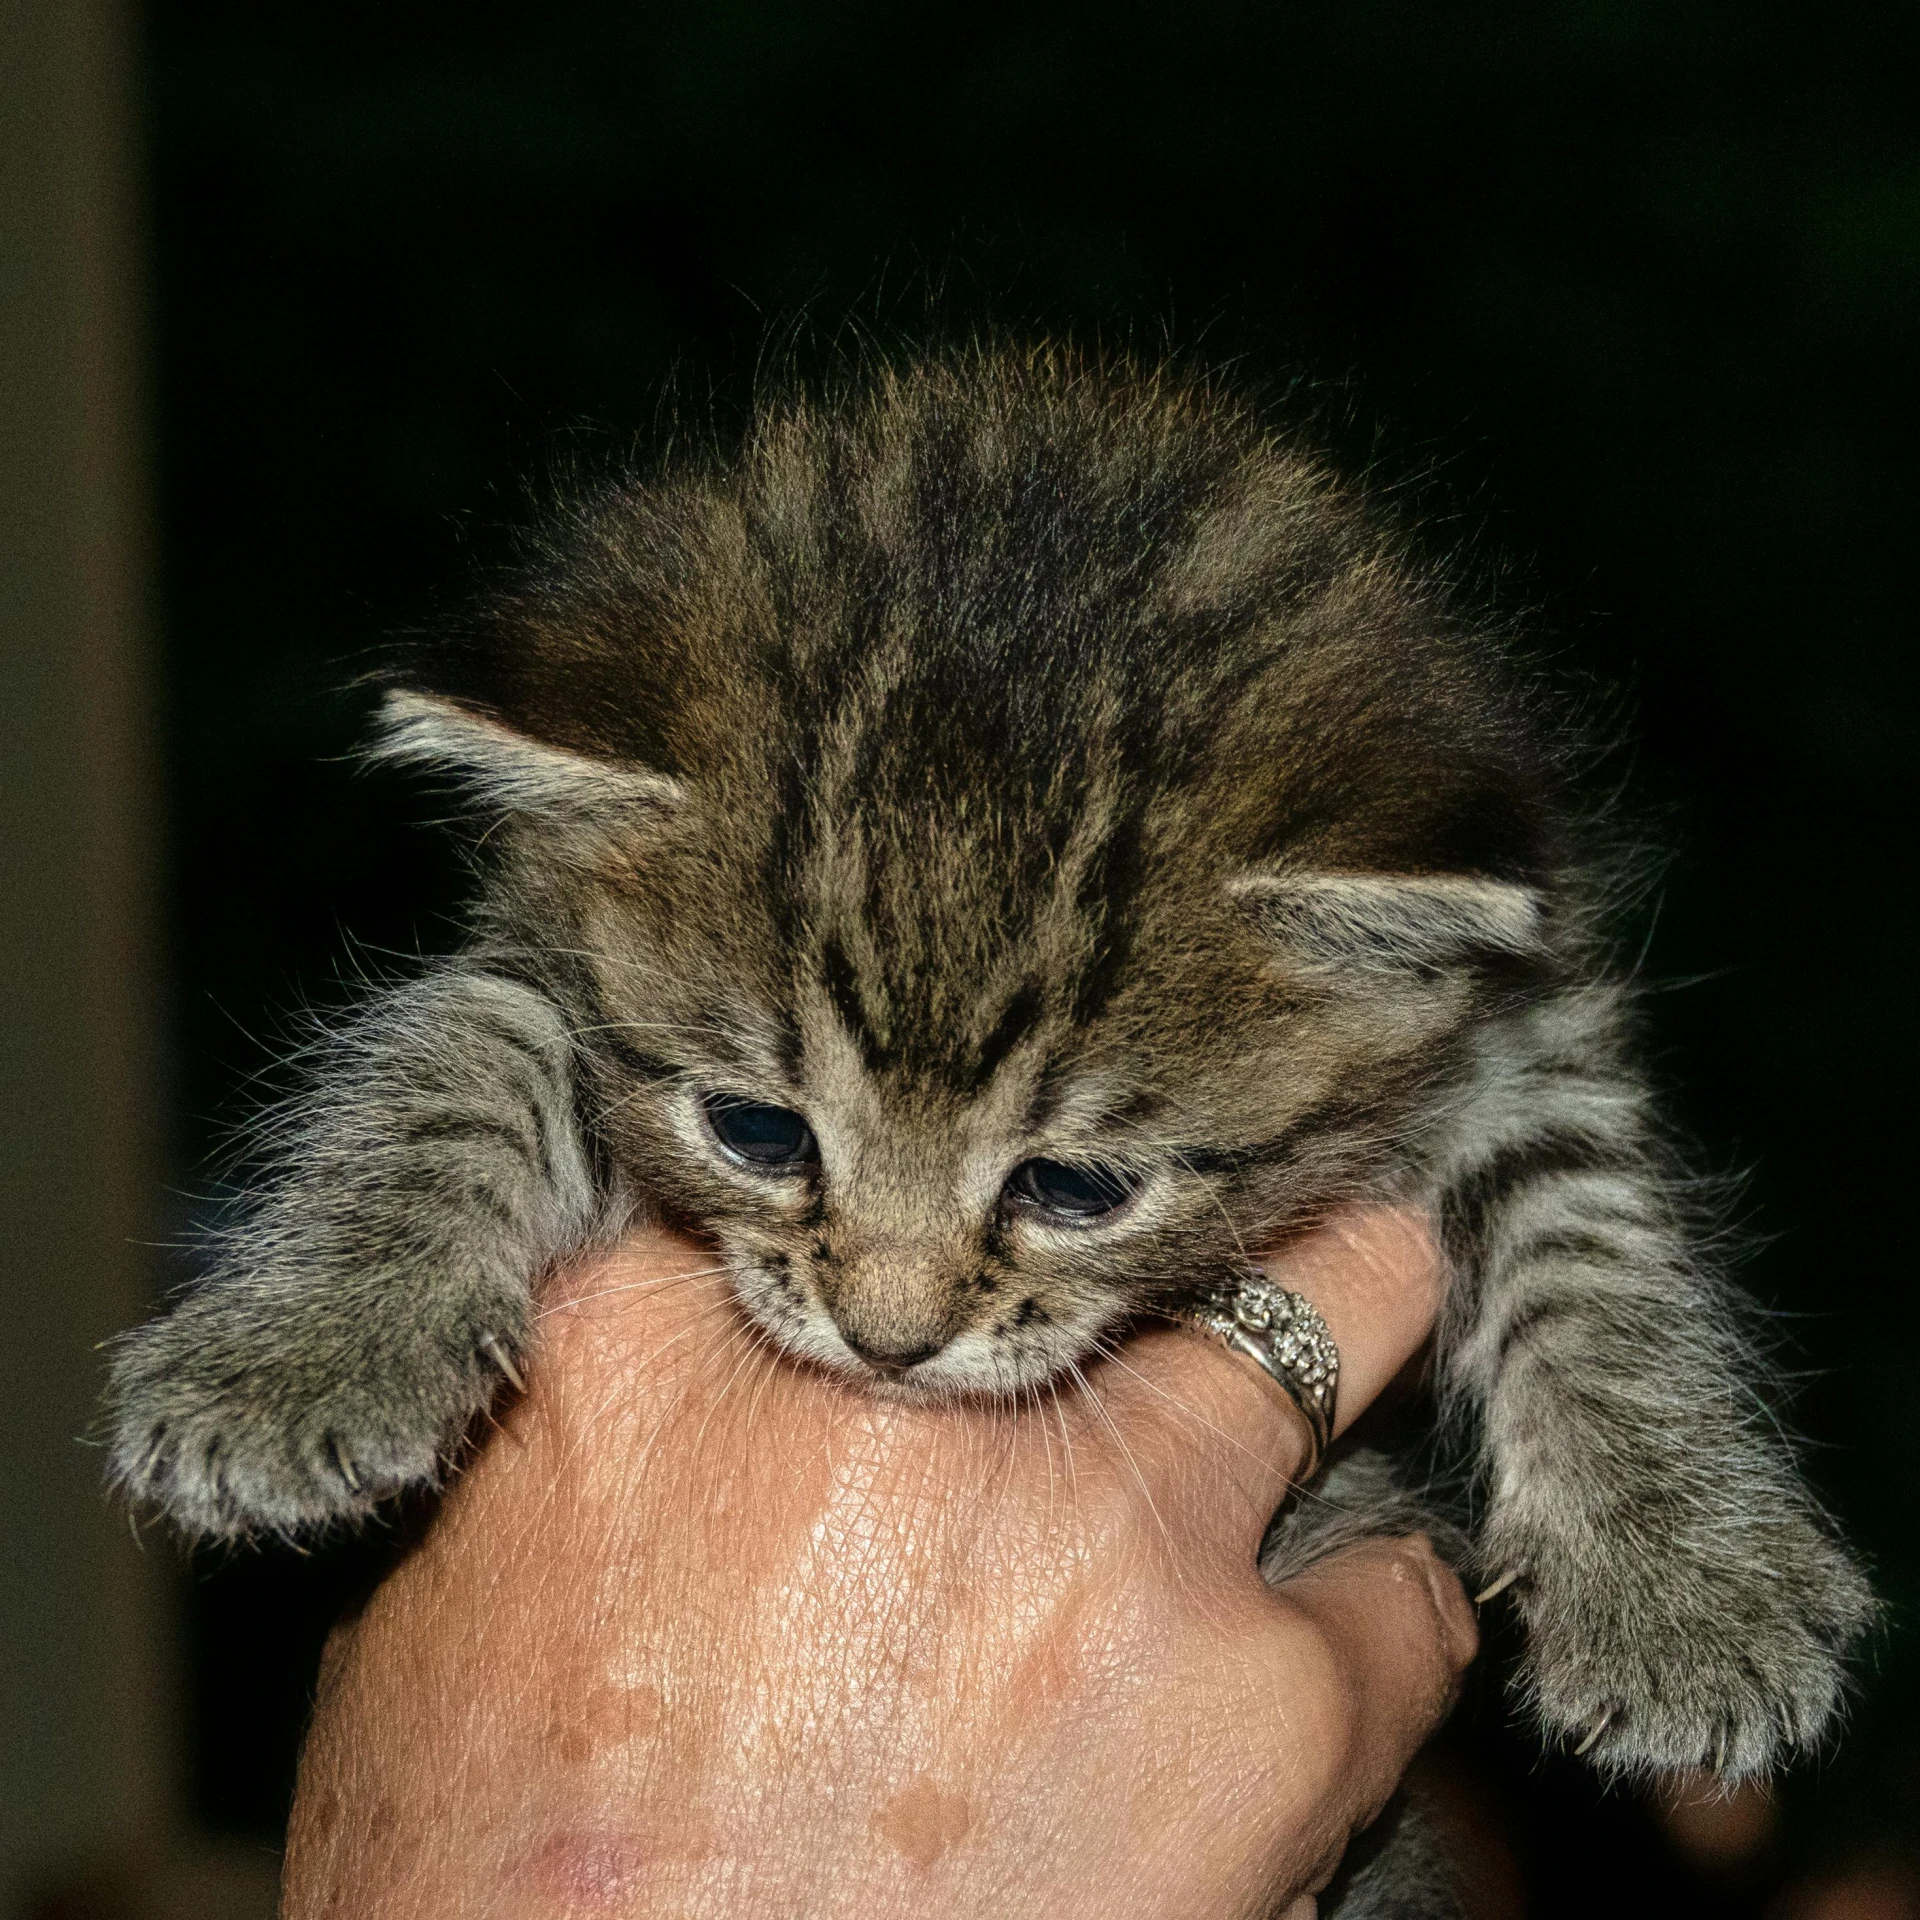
108, 347, 1869, 1803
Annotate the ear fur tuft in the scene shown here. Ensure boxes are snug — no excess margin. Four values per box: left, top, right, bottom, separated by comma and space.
371, 689, 686, 819
1231, 871, 1545, 972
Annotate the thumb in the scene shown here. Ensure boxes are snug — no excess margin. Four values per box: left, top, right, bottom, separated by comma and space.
1268, 1534, 1479, 1834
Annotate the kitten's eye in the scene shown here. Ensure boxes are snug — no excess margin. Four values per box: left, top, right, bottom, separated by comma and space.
702, 1095, 819, 1171
1005, 1158, 1138, 1220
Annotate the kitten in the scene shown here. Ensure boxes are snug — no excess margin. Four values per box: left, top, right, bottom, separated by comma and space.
108, 346, 1870, 1817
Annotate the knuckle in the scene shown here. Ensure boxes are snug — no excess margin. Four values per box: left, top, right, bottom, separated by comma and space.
1271, 1619, 1364, 1789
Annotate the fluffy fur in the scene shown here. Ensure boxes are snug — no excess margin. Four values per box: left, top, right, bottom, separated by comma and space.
107, 346, 1871, 1905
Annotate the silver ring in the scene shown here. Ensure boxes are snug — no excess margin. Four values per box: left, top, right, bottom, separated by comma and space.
1181, 1270, 1340, 1480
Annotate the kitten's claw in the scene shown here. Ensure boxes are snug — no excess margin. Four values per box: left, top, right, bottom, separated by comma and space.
1493, 1500, 1873, 1779
480, 1334, 527, 1394
1574, 1711, 1613, 1757
1474, 1568, 1522, 1605
105, 1291, 533, 1537
329, 1437, 362, 1492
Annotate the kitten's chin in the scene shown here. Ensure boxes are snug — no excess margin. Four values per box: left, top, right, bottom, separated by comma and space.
723, 1271, 1102, 1404
825, 1352, 1072, 1407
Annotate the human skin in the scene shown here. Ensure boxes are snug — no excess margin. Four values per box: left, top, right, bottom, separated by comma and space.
282, 1208, 1473, 1919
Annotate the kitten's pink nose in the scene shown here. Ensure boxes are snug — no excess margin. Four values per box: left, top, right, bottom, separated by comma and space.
840, 1330, 945, 1376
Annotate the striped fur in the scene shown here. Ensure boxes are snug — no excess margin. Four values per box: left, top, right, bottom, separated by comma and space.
108, 349, 1871, 1821
109, 969, 603, 1535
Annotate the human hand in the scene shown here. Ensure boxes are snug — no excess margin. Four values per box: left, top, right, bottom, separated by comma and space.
282, 1207, 1470, 1918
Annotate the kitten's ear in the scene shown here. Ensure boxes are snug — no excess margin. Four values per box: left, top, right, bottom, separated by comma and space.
371, 689, 686, 819
1230, 870, 1545, 972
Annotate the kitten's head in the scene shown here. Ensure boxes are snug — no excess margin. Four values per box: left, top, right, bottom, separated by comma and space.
380, 346, 1568, 1395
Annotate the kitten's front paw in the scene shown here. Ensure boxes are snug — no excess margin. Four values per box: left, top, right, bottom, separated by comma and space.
1489, 1507, 1875, 1781
105, 1288, 529, 1539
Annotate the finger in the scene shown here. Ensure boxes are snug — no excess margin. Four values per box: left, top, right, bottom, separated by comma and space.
1258, 1205, 1444, 1440
1103, 1320, 1321, 1532
1269, 1534, 1478, 1826
1098, 1205, 1446, 1525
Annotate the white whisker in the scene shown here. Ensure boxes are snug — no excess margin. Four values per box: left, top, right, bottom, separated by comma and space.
536, 1262, 731, 1320
1066, 1359, 1169, 1560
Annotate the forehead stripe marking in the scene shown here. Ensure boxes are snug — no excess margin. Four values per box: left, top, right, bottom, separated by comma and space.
1063, 802, 1148, 1027
968, 981, 1046, 1091
820, 933, 891, 1072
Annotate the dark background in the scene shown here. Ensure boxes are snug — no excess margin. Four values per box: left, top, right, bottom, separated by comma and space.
144, 1, 1916, 1911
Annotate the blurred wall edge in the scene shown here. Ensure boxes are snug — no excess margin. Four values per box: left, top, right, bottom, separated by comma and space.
0, 0, 177, 1902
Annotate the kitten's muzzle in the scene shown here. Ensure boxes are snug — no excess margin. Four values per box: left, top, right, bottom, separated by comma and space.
815, 1252, 960, 1377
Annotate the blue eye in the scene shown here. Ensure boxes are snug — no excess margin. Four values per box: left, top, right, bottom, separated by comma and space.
1006, 1158, 1138, 1220
702, 1096, 818, 1171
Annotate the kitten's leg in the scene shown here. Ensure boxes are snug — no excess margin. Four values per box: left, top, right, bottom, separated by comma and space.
1318, 1789, 1466, 1920
106, 967, 604, 1538
1258, 1448, 1464, 1586
1434, 986, 1875, 1780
